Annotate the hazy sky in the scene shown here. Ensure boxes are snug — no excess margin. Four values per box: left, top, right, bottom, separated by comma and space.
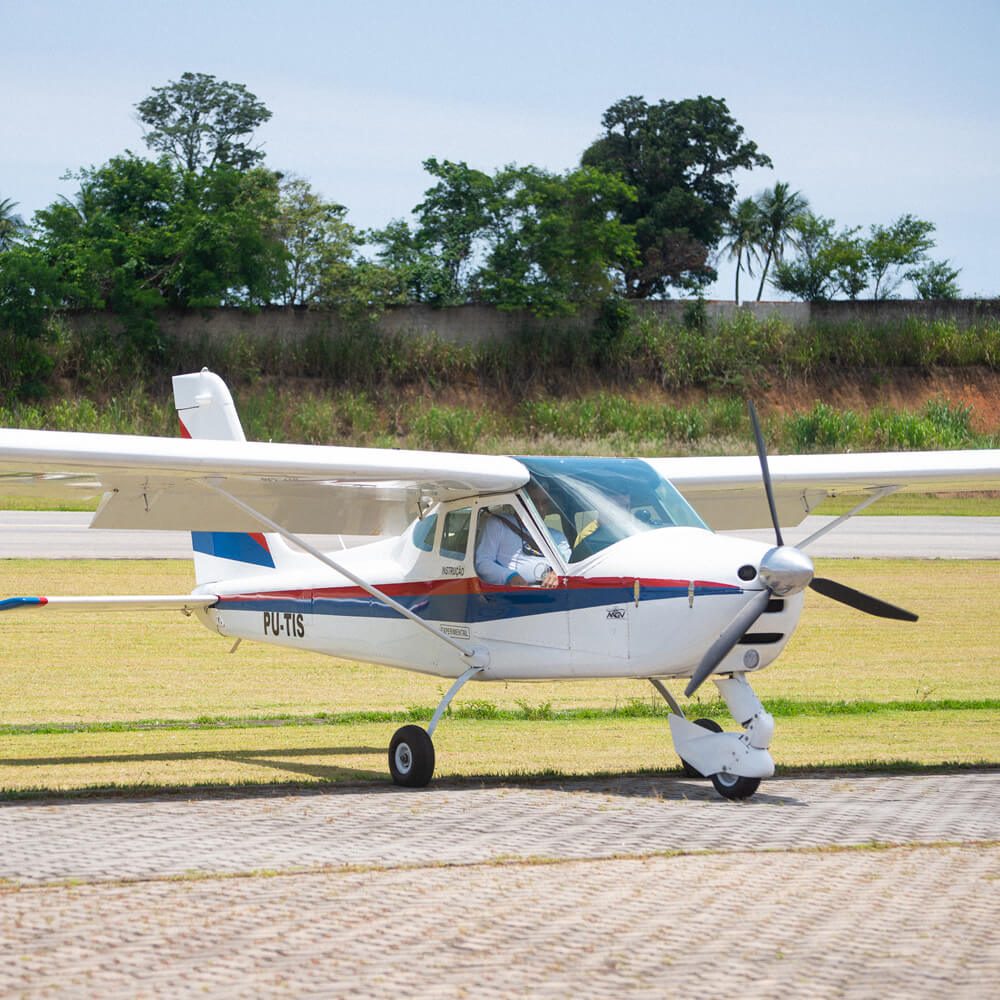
3, 0, 998, 297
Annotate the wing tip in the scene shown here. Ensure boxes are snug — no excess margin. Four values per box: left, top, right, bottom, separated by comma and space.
0, 596, 47, 612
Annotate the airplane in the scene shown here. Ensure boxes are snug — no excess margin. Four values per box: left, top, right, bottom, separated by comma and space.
1, 369, 998, 800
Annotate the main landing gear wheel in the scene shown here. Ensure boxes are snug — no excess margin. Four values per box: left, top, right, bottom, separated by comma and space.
389, 725, 435, 787
679, 717, 723, 778
710, 771, 761, 801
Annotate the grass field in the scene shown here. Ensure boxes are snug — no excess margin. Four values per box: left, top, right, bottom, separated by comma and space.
1, 557, 997, 793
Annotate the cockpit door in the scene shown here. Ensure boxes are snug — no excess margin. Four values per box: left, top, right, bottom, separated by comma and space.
468, 497, 570, 650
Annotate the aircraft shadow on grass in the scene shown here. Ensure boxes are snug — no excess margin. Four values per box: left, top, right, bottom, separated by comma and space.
0, 745, 805, 805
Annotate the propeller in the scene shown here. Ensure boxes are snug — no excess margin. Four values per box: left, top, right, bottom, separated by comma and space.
685, 401, 918, 697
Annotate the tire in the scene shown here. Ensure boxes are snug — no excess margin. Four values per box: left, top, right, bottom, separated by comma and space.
710, 771, 761, 801
679, 717, 723, 778
388, 725, 435, 788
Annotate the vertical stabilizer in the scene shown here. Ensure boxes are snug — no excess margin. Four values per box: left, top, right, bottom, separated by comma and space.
172, 369, 246, 442
173, 370, 298, 585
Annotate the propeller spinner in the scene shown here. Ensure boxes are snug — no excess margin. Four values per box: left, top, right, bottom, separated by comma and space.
685, 401, 918, 697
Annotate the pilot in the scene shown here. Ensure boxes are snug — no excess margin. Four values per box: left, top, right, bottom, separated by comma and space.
475, 485, 570, 588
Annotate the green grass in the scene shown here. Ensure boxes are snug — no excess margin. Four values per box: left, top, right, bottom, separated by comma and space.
0, 556, 997, 792
814, 493, 1000, 516
1, 710, 996, 793
1, 697, 997, 737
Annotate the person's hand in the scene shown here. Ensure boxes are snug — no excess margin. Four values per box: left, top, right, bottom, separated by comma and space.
540, 569, 559, 588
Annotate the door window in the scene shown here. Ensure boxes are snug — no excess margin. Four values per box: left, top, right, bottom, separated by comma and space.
440, 507, 472, 561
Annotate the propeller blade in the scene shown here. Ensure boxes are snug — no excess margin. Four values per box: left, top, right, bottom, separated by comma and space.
685, 589, 772, 697
747, 400, 784, 548
809, 577, 918, 622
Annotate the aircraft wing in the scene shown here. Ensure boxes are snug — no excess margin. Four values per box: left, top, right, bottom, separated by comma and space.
647, 449, 1000, 530
0, 429, 529, 535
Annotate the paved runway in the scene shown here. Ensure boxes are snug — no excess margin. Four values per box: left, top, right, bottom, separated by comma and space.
0, 772, 997, 996
3, 510, 1000, 559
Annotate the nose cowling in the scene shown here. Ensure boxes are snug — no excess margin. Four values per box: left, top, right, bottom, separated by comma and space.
758, 545, 815, 597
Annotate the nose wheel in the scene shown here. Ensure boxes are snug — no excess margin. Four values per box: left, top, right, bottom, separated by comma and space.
710, 771, 761, 800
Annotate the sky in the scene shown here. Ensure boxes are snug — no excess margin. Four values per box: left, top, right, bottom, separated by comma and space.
2, 0, 998, 298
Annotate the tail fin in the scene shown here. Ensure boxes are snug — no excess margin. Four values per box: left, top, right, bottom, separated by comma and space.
173, 370, 298, 585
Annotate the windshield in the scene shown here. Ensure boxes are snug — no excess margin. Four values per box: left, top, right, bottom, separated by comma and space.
518, 456, 708, 563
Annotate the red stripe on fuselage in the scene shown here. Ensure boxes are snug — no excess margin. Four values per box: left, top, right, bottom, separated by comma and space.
217, 576, 741, 603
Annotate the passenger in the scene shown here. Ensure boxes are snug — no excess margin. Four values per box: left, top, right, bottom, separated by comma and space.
475, 486, 570, 588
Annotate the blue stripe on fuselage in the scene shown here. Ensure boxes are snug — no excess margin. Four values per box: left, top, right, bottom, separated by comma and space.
215, 583, 740, 623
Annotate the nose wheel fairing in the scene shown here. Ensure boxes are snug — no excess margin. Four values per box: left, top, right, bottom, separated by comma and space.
668, 673, 776, 788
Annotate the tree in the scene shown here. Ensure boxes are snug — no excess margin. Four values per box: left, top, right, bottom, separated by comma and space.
373, 159, 637, 316
478, 165, 637, 315
720, 197, 762, 305
0, 198, 26, 251
371, 158, 498, 306
909, 259, 961, 300
274, 177, 359, 306
753, 182, 808, 300
866, 214, 935, 299
826, 229, 868, 300
581, 95, 771, 296
771, 211, 945, 302
771, 213, 843, 302
32, 154, 283, 310
135, 72, 272, 173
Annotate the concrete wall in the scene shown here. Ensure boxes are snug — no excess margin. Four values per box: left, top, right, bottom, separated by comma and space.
60, 298, 1000, 348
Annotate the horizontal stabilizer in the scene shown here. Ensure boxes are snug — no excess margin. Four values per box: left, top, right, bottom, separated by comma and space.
0, 595, 217, 613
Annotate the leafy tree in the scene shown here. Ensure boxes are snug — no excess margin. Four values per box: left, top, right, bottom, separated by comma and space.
720, 197, 762, 305
32, 154, 283, 311
369, 219, 439, 304
772, 211, 944, 302
274, 177, 360, 306
753, 181, 808, 300
866, 214, 935, 299
0, 198, 26, 251
826, 230, 868, 299
374, 159, 637, 316
0, 245, 65, 397
478, 165, 637, 315
370, 159, 498, 306
581, 95, 771, 296
771, 213, 843, 302
135, 72, 272, 173
909, 259, 961, 300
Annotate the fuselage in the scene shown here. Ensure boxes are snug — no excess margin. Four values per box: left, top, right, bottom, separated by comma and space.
195, 516, 804, 684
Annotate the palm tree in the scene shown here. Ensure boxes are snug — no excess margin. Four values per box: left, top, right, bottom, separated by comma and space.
0, 197, 25, 250
755, 181, 809, 300
721, 197, 762, 305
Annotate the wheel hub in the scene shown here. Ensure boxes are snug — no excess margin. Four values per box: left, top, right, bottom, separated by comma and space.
394, 743, 412, 774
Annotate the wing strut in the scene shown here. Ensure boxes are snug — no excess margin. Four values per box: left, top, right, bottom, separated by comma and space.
796, 485, 900, 550
202, 479, 489, 668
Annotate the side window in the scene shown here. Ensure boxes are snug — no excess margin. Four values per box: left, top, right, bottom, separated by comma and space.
440, 507, 471, 561
412, 513, 438, 552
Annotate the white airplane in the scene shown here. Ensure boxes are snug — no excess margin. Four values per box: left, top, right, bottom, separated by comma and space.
1, 370, 998, 799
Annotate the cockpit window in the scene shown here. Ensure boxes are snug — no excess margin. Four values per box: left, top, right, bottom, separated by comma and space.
412, 513, 438, 552
517, 456, 708, 563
